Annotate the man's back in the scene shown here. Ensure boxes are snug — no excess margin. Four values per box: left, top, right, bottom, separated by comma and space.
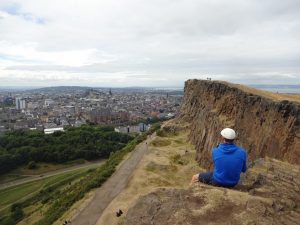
212, 143, 247, 187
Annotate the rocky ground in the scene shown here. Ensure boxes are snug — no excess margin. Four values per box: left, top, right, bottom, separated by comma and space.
124, 157, 300, 225
97, 121, 300, 225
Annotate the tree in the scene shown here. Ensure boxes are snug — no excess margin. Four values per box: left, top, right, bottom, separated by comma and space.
0, 125, 132, 175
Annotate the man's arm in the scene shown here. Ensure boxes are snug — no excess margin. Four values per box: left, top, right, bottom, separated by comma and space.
212, 148, 216, 165
242, 152, 247, 173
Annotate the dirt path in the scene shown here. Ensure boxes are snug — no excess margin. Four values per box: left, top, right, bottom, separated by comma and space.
0, 160, 105, 191
71, 134, 155, 225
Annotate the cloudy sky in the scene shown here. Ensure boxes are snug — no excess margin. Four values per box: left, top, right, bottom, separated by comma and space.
0, 0, 299, 87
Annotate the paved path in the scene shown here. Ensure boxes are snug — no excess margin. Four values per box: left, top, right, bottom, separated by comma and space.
0, 160, 105, 191
71, 134, 154, 225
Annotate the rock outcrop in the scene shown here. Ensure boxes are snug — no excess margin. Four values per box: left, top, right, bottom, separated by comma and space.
124, 158, 300, 225
178, 79, 300, 169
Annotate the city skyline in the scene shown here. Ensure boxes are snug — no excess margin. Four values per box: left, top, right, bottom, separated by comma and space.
0, 0, 300, 87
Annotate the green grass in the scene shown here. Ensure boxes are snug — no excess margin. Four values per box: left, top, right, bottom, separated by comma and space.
19, 160, 86, 175
0, 168, 89, 216
0, 159, 87, 184
0, 181, 42, 209
0, 174, 24, 184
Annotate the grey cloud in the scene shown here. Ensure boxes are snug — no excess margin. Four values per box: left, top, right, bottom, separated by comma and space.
1, 0, 300, 86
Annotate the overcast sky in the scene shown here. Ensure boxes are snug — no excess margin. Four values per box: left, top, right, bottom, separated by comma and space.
0, 0, 299, 87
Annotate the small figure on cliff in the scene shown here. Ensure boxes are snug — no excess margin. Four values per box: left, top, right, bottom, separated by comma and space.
190, 128, 247, 187
116, 209, 123, 217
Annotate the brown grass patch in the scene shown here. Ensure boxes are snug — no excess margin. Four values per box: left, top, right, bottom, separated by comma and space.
150, 137, 171, 147
220, 81, 300, 103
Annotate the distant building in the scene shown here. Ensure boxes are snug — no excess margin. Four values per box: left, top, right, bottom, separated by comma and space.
44, 99, 54, 107
0, 126, 7, 133
15, 97, 26, 110
64, 106, 75, 115
4, 97, 13, 105
139, 123, 148, 132
27, 101, 39, 109
44, 127, 64, 134
166, 113, 175, 118
115, 125, 141, 134
150, 111, 158, 117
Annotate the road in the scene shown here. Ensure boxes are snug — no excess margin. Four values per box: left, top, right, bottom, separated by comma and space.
71, 134, 154, 225
0, 160, 105, 191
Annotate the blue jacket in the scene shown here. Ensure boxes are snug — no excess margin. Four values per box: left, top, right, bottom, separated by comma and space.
212, 143, 247, 187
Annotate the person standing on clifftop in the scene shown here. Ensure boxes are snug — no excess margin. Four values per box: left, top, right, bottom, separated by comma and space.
191, 128, 247, 187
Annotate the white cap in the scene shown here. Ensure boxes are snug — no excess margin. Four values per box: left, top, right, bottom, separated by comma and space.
220, 128, 236, 140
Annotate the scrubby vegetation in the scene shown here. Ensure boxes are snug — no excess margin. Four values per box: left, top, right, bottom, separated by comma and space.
0, 125, 133, 175
156, 126, 178, 137
150, 137, 171, 147
0, 123, 160, 225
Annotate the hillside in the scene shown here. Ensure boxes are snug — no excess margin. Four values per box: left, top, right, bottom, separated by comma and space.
97, 122, 300, 225
94, 80, 300, 225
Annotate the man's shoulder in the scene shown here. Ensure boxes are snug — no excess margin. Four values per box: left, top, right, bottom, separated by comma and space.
212, 144, 220, 152
213, 144, 220, 150
235, 145, 247, 156
212, 145, 220, 157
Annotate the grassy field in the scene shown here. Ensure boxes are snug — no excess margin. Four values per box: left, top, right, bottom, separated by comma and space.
0, 167, 94, 222
0, 159, 87, 184
17, 159, 86, 175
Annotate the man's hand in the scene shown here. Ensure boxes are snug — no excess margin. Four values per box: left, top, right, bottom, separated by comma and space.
190, 174, 199, 185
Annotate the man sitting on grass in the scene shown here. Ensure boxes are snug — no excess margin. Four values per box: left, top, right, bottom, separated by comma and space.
191, 128, 247, 188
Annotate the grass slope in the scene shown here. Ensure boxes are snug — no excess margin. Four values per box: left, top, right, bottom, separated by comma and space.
0, 160, 86, 184
220, 81, 300, 103
0, 169, 89, 218
0, 124, 160, 225
97, 122, 199, 225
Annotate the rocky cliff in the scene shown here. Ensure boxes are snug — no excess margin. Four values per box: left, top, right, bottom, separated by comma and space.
120, 126, 300, 225
94, 81, 300, 225
178, 79, 300, 169
94, 118, 300, 225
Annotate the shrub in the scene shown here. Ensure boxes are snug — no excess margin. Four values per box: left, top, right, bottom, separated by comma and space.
151, 138, 171, 147
27, 161, 37, 169
0, 216, 15, 225
11, 207, 23, 221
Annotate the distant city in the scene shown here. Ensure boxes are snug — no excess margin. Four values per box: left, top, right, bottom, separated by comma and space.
0, 83, 299, 134
0, 86, 183, 134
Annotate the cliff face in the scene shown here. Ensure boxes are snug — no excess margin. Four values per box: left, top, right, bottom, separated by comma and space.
179, 79, 300, 168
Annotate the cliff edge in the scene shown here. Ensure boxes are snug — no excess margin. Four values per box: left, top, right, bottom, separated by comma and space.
179, 79, 300, 168
95, 81, 300, 225
108, 124, 300, 225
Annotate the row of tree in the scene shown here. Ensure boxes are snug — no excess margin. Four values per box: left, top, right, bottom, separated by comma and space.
0, 125, 133, 175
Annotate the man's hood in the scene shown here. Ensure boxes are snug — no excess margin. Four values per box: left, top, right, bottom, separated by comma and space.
218, 143, 237, 154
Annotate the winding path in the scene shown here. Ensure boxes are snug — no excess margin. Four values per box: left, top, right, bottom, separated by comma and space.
71, 134, 154, 225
